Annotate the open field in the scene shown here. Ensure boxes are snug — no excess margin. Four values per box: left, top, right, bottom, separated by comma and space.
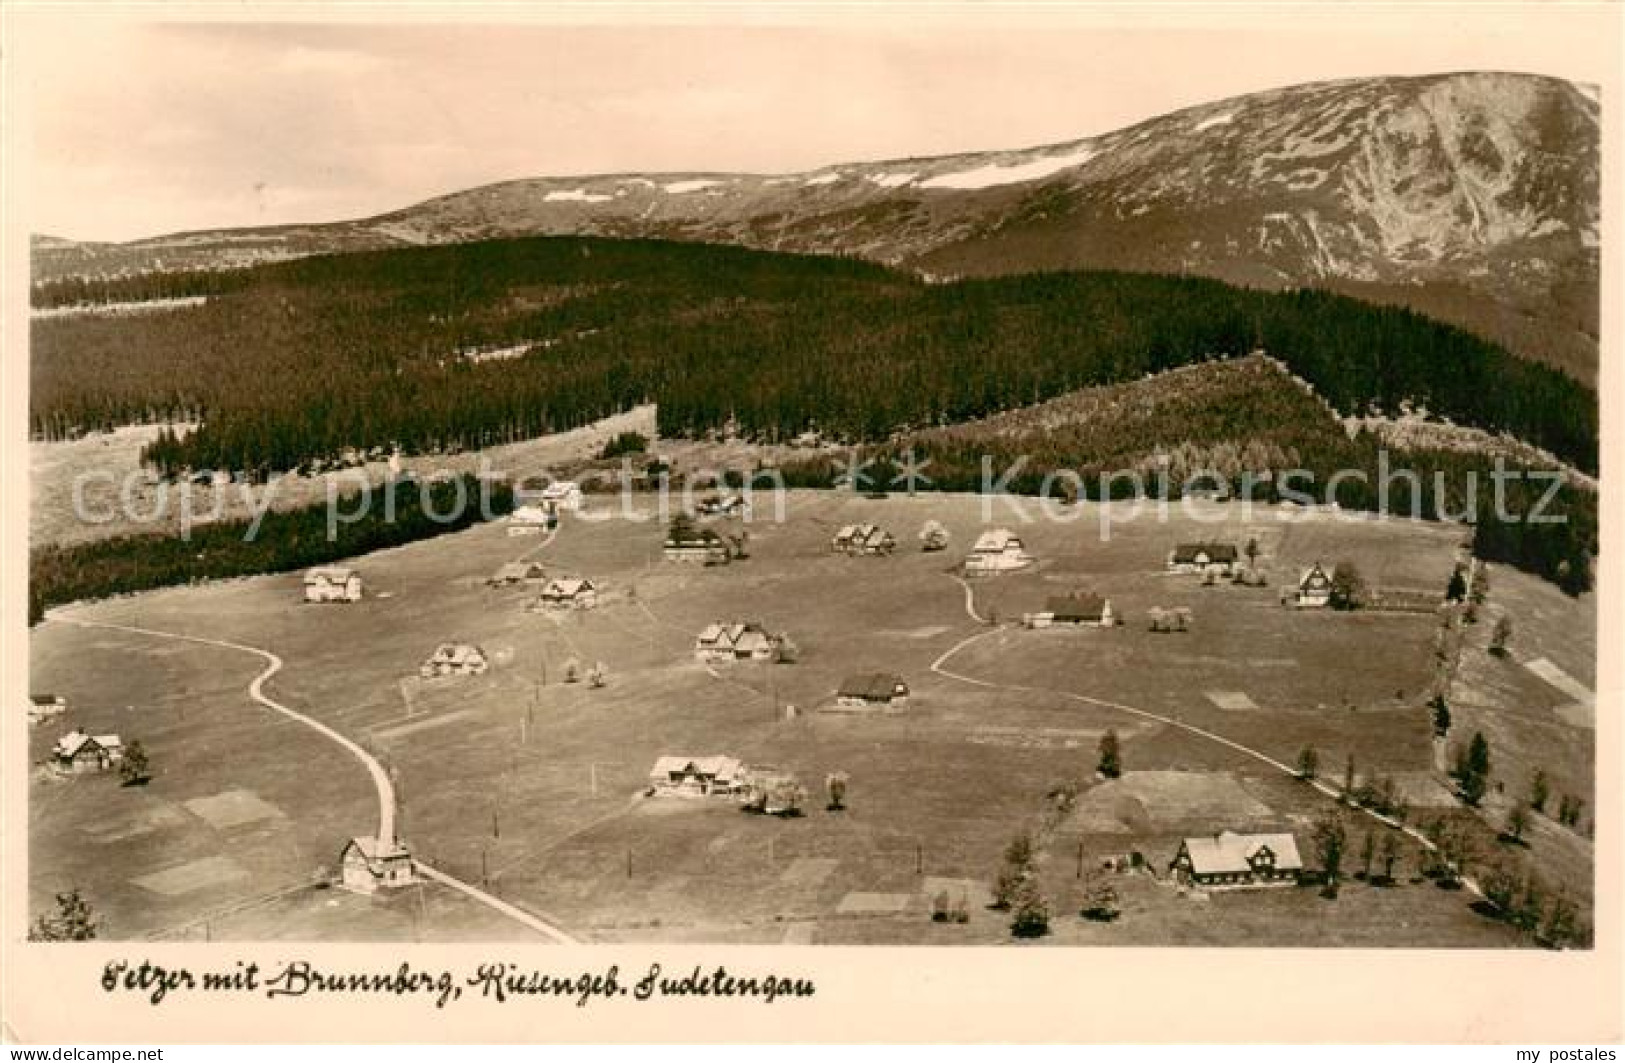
28, 491, 1587, 944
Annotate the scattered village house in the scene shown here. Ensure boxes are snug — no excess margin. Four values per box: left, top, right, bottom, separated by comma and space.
536, 480, 583, 512
1025, 592, 1117, 628
1167, 542, 1240, 577
1291, 562, 1334, 608
340, 835, 415, 893
831, 523, 896, 556
964, 528, 1034, 574
739, 766, 804, 815
694, 622, 780, 663
52, 730, 124, 773
831, 673, 911, 711
536, 577, 598, 610
303, 565, 363, 603
27, 694, 67, 726
664, 523, 732, 564
487, 560, 548, 586
696, 493, 749, 518
1168, 831, 1304, 889
647, 755, 746, 797
419, 643, 489, 678
507, 503, 558, 536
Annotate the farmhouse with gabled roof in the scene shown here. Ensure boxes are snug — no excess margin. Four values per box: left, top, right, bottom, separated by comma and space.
1291, 562, 1334, 608
831, 672, 911, 711
1167, 542, 1240, 576
694, 622, 779, 663
1025, 592, 1116, 629
340, 835, 415, 893
647, 755, 746, 797
964, 528, 1033, 575
52, 730, 124, 773
488, 560, 548, 586
419, 643, 489, 678
304, 565, 363, 603
832, 523, 897, 556
1169, 831, 1303, 889
534, 577, 598, 610
27, 694, 67, 726
507, 503, 558, 536
664, 517, 732, 564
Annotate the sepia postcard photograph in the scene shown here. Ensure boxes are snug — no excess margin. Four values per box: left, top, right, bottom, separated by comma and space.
1, 0, 1620, 1046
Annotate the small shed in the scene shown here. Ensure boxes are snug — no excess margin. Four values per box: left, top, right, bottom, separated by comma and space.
28, 694, 67, 726
507, 504, 558, 536
832, 523, 896, 556
304, 566, 363, 603
694, 622, 779, 663
488, 560, 548, 586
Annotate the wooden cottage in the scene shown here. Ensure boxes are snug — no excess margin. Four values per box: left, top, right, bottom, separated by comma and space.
1169, 831, 1303, 889
647, 755, 746, 797
1291, 562, 1334, 608
1167, 542, 1240, 576
303, 565, 363, 603
963, 529, 1034, 575
340, 836, 415, 893
696, 493, 749, 518
507, 503, 558, 536
664, 521, 732, 564
831, 524, 897, 556
831, 673, 911, 711
52, 730, 123, 774
537, 481, 583, 512
1026, 593, 1116, 629
694, 622, 779, 663
488, 560, 548, 587
419, 643, 490, 679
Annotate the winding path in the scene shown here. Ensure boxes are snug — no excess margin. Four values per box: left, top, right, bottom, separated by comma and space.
51, 611, 580, 942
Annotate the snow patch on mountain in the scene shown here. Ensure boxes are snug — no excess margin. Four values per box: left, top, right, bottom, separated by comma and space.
804, 172, 842, 187
919, 146, 1097, 190
543, 189, 613, 204
1193, 113, 1234, 132
866, 172, 918, 188
663, 180, 722, 194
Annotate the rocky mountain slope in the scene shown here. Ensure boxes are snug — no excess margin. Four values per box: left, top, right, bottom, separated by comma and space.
34, 71, 1599, 381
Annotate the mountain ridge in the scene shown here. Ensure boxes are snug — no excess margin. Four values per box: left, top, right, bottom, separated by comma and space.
33, 71, 1599, 381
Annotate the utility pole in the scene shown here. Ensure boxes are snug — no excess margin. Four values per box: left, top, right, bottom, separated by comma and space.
915, 843, 923, 875
1077, 840, 1085, 879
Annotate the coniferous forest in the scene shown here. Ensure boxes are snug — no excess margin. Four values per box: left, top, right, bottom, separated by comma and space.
31, 236, 1598, 598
